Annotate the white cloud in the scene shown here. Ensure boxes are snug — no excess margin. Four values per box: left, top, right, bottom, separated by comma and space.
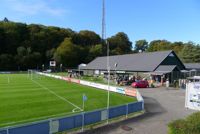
5, 0, 67, 17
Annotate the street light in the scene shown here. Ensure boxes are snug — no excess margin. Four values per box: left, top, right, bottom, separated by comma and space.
42, 64, 44, 71
114, 62, 118, 79
106, 39, 110, 124
60, 64, 62, 72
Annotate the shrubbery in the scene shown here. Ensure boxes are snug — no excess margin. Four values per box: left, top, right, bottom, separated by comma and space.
168, 112, 200, 134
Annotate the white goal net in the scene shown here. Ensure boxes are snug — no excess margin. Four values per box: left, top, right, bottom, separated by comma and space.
27, 70, 40, 80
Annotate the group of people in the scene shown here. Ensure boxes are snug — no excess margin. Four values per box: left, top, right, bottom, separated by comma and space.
116, 75, 144, 86
103, 74, 143, 86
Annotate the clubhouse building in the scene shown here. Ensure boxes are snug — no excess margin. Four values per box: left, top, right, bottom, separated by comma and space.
81, 50, 200, 83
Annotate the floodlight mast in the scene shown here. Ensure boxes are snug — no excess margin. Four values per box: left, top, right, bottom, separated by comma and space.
102, 0, 110, 124
106, 40, 110, 124
102, 0, 106, 41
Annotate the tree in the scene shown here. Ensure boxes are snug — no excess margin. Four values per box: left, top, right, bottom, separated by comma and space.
147, 40, 171, 52
179, 42, 200, 63
72, 30, 101, 46
86, 44, 103, 62
1, 18, 200, 70
54, 38, 79, 67
46, 48, 56, 61
0, 54, 14, 70
171, 42, 184, 55
26, 52, 42, 69
134, 40, 148, 52
0, 28, 5, 53
107, 32, 132, 55
0, 22, 28, 54
15, 46, 42, 69
3, 17, 9, 22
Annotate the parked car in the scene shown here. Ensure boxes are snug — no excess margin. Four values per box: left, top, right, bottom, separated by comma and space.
131, 80, 149, 88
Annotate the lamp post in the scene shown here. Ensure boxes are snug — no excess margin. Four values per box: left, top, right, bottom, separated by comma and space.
42, 64, 44, 71
106, 39, 110, 124
60, 64, 62, 72
114, 62, 118, 80
101, 0, 110, 124
79, 66, 81, 79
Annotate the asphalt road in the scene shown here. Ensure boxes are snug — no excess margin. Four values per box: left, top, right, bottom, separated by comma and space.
81, 87, 195, 134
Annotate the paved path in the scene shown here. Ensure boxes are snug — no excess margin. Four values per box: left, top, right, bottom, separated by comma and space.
82, 87, 195, 134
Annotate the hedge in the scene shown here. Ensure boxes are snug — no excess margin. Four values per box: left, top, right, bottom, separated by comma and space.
168, 112, 200, 134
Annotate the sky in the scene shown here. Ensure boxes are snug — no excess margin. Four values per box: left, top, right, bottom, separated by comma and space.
0, 0, 200, 45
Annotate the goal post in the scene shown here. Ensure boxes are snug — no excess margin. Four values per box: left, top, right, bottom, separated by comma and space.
27, 70, 39, 80
27, 69, 32, 79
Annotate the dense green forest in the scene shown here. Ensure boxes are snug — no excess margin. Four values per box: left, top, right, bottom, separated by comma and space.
0, 18, 200, 71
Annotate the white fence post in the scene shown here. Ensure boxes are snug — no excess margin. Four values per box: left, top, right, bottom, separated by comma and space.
6, 127, 9, 134
81, 112, 85, 132
126, 104, 128, 119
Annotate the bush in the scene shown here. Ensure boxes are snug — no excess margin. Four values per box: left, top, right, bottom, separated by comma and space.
168, 119, 188, 134
168, 112, 200, 134
186, 112, 200, 133
150, 83, 155, 88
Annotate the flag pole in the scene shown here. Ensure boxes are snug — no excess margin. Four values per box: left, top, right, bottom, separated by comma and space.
7, 75, 10, 84
82, 93, 86, 132
82, 94, 85, 111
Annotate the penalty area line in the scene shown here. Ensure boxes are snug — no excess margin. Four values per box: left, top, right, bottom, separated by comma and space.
31, 79, 83, 111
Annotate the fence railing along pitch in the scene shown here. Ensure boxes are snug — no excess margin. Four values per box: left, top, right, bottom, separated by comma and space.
0, 72, 144, 134
0, 101, 143, 134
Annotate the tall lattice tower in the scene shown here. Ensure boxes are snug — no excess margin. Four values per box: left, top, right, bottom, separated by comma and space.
102, 0, 106, 41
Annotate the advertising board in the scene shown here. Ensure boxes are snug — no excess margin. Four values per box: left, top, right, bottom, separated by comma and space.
185, 82, 200, 110
70, 78, 80, 84
125, 89, 137, 97
50, 61, 56, 67
38, 72, 139, 98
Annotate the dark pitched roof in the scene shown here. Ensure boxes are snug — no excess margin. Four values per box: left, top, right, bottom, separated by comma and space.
184, 63, 200, 70
154, 65, 177, 72
82, 50, 174, 72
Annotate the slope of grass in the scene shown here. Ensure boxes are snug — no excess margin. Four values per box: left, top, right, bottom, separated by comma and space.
0, 74, 136, 127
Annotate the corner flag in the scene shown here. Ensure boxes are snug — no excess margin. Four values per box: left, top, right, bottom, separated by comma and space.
83, 94, 87, 101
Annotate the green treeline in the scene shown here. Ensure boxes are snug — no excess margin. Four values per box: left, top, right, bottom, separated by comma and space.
0, 19, 132, 70
135, 39, 200, 63
0, 19, 200, 71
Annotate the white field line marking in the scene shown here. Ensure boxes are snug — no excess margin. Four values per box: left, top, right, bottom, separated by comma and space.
0, 87, 44, 93
0, 83, 36, 86
72, 107, 82, 112
1, 110, 82, 127
31, 79, 82, 111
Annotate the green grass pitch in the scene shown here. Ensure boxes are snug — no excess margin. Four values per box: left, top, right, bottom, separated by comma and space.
0, 73, 136, 127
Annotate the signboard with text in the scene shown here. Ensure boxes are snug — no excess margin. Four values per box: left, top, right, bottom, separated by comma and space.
50, 61, 56, 67
185, 82, 200, 111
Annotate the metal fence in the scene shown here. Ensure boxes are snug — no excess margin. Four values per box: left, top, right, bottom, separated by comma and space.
170, 71, 200, 82
0, 101, 143, 134
168, 71, 200, 89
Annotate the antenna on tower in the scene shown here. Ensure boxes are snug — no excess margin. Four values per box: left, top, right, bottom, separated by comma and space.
102, 0, 106, 40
